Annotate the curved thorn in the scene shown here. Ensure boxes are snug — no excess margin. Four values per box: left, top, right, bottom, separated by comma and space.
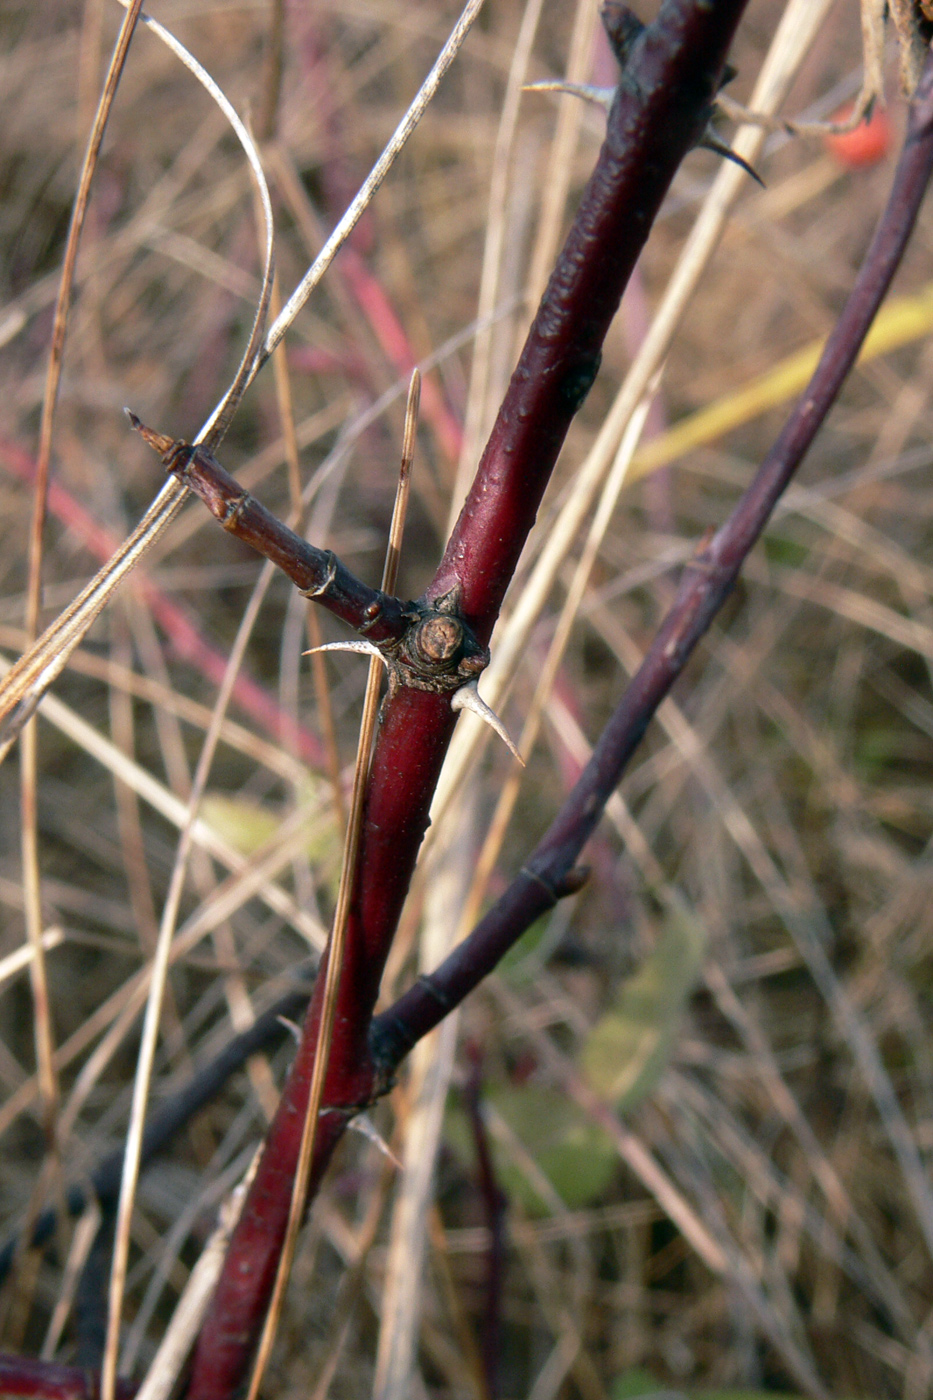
451, 681, 524, 766
303, 641, 388, 667
523, 79, 614, 112
699, 128, 765, 186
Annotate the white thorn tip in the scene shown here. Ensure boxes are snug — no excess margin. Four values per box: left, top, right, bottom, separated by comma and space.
348, 1112, 403, 1168
451, 681, 524, 765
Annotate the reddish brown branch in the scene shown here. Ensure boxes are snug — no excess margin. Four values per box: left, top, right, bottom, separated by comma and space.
128, 417, 415, 646
184, 5, 749, 1396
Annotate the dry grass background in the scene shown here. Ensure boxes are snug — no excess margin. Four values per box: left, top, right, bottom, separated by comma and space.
2, 0, 933, 1397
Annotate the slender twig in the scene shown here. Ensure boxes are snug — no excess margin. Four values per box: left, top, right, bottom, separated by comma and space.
127, 417, 414, 646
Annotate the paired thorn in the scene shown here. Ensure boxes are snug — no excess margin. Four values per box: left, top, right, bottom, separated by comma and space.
524, 79, 764, 187
348, 1112, 403, 1168
451, 681, 524, 766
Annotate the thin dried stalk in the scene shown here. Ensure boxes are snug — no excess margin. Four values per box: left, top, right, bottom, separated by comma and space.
373, 806, 476, 1400
452, 0, 546, 518
20, 0, 145, 1187
100, 547, 283, 1400
259, 0, 485, 363
133, 1154, 259, 1400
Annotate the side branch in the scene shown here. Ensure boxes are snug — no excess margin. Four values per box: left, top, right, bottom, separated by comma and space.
128, 416, 414, 645
374, 46, 933, 1064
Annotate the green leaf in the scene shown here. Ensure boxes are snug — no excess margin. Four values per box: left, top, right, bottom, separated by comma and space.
611, 1369, 661, 1398
201, 779, 341, 894
200, 792, 282, 854
610, 1378, 812, 1400
580, 898, 707, 1111
445, 1082, 617, 1215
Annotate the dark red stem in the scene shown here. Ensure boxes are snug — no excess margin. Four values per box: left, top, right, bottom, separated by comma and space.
186, 690, 455, 1399
186, 5, 749, 1395
0, 1356, 135, 1400
426, 0, 745, 639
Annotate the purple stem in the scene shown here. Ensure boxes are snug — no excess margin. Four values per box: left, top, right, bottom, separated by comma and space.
0, 1357, 135, 1400
373, 46, 933, 1061
465, 1046, 507, 1400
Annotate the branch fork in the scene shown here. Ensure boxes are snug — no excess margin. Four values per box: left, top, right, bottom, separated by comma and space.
129, 412, 525, 757
526, 2, 764, 187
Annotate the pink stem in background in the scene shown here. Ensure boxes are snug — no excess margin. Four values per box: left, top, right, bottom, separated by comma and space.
337, 246, 463, 463
0, 436, 323, 765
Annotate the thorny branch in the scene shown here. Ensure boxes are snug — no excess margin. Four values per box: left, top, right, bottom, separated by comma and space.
183, 4, 751, 1397
13, 5, 933, 1399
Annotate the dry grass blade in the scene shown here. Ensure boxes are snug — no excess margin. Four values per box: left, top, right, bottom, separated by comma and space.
100, 548, 286, 1400
0, 0, 278, 755
452, 0, 545, 517
18, 0, 146, 1201
0, 479, 187, 759
114, 1, 274, 450
133, 1152, 259, 1400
